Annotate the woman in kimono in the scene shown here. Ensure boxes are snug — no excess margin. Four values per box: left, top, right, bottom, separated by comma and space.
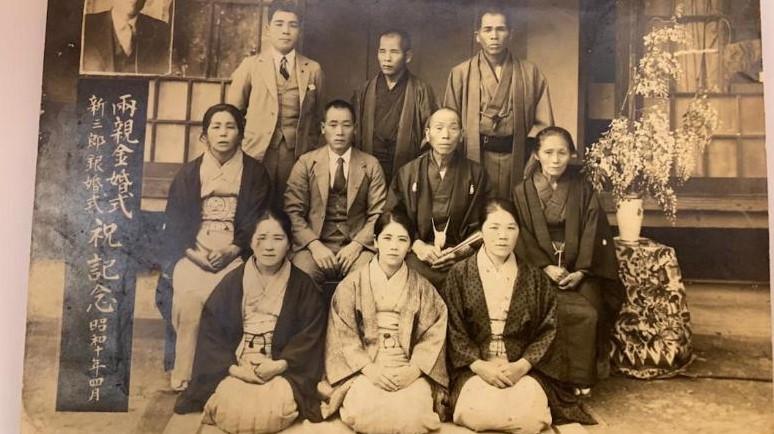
156, 103, 271, 391
513, 126, 620, 393
174, 209, 327, 433
321, 210, 448, 434
445, 199, 595, 433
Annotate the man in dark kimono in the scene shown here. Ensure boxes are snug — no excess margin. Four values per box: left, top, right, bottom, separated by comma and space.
386, 108, 491, 290
444, 6, 553, 199
353, 29, 437, 182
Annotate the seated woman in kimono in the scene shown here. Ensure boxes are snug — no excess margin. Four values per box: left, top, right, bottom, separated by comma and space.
445, 199, 595, 433
386, 107, 491, 291
513, 126, 620, 394
321, 210, 448, 434
156, 103, 271, 391
174, 209, 327, 433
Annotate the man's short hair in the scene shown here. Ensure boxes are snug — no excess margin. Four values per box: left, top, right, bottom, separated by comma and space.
268, 0, 303, 24
378, 29, 412, 52
477, 5, 512, 29
324, 99, 356, 122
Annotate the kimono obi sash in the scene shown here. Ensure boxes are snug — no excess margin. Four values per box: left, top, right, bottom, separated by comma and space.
477, 250, 518, 362
196, 150, 243, 252
375, 311, 410, 367
196, 196, 238, 252
370, 260, 411, 367
236, 259, 291, 360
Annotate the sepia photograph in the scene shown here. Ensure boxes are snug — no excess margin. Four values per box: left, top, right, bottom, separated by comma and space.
18, 0, 774, 433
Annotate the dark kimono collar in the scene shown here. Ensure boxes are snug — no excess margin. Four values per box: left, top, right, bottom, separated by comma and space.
523, 169, 582, 267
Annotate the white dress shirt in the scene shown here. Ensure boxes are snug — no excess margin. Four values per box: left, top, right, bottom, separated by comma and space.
271, 47, 296, 77
111, 9, 138, 55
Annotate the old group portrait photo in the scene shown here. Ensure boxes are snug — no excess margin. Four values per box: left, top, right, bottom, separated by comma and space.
21, 0, 773, 433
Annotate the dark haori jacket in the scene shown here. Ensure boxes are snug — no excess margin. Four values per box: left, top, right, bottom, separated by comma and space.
386, 151, 491, 248
174, 263, 327, 422
443, 255, 595, 425
512, 165, 621, 291
155, 154, 271, 368
353, 72, 437, 178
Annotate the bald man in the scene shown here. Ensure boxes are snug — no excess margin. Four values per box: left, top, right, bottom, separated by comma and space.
385, 108, 492, 290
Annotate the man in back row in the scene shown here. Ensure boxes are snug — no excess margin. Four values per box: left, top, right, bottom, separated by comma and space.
228, 0, 324, 207
353, 29, 437, 182
445, 5, 554, 199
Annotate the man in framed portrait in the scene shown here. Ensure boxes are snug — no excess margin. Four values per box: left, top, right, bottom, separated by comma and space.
227, 0, 324, 208
81, 0, 172, 75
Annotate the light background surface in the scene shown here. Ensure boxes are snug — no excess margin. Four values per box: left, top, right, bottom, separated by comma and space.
1, 0, 774, 432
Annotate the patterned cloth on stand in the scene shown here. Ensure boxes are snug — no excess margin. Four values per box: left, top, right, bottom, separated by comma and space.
611, 238, 694, 379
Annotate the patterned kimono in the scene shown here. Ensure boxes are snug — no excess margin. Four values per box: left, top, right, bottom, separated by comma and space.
444, 251, 595, 426
170, 150, 247, 387
174, 261, 327, 429
323, 259, 448, 434
513, 165, 621, 386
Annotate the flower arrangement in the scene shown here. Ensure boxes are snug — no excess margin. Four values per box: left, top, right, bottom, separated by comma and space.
584, 13, 719, 222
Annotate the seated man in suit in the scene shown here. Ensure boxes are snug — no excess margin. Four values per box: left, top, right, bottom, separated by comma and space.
227, 0, 324, 208
386, 108, 491, 291
81, 0, 171, 74
285, 100, 387, 288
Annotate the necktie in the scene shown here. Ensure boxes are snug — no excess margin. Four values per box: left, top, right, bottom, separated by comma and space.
279, 56, 290, 80
119, 22, 135, 56
333, 157, 346, 193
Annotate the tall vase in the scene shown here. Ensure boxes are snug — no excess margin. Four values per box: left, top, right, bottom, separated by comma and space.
616, 197, 644, 243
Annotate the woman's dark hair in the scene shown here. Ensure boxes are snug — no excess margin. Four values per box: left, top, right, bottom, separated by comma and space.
201, 103, 246, 139
268, 0, 303, 24
479, 198, 519, 227
253, 207, 294, 242
374, 210, 417, 244
534, 126, 577, 154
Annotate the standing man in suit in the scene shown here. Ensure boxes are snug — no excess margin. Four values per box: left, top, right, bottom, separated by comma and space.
444, 6, 553, 199
81, 0, 171, 75
284, 100, 386, 286
353, 29, 437, 183
228, 0, 324, 207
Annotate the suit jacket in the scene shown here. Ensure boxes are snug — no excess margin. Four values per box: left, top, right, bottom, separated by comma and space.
81, 10, 171, 74
284, 146, 386, 252
227, 51, 324, 161
352, 72, 437, 177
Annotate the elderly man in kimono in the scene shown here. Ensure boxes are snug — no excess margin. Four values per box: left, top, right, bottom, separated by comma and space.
386, 108, 491, 291
284, 100, 387, 290
444, 6, 554, 200
353, 29, 437, 182
227, 0, 324, 208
